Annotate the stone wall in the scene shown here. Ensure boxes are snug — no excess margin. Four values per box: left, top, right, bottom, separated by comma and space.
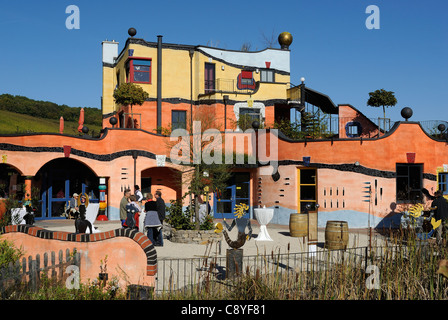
170, 229, 222, 244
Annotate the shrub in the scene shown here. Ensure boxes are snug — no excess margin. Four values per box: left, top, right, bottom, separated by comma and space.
0, 239, 23, 270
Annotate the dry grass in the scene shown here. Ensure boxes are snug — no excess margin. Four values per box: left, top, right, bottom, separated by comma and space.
156, 231, 448, 300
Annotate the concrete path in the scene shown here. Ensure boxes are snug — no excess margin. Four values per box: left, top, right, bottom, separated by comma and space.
34, 219, 388, 259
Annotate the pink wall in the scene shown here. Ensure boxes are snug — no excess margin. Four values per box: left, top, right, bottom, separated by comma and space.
0, 225, 157, 288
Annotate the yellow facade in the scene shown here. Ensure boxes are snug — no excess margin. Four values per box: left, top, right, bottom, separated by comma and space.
102, 35, 292, 131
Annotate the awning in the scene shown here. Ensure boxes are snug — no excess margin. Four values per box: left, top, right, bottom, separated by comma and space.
303, 87, 338, 114
286, 85, 339, 115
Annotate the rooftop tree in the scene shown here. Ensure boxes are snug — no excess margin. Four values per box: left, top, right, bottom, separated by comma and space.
113, 83, 149, 128
367, 88, 397, 133
367, 88, 397, 118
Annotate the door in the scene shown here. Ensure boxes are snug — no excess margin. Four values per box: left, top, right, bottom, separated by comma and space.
297, 168, 317, 213
40, 172, 99, 219
204, 63, 215, 93
46, 170, 70, 219
214, 172, 250, 219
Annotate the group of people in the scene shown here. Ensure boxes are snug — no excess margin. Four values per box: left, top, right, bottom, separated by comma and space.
67, 192, 93, 234
120, 185, 165, 247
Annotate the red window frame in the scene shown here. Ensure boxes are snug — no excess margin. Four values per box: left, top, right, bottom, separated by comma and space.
126, 57, 152, 84
237, 71, 256, 90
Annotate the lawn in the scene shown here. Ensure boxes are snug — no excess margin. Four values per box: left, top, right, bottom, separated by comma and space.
0, 110, 102, 135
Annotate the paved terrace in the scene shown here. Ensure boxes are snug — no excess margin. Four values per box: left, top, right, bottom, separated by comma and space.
34, 219, 388, 259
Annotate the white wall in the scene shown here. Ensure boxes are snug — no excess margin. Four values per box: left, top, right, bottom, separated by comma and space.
199, 47, 290, 73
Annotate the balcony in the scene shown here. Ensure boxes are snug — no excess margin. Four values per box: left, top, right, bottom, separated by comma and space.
200, 79, 259, 97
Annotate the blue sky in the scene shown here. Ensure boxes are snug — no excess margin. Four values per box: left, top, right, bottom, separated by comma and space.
0, 0, 447, 122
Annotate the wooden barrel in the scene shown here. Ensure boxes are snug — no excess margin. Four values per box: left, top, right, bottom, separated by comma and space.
289, 213, 308, 237
325, 221, 348, 250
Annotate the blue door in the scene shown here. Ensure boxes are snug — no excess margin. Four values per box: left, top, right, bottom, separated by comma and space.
214, 172, 250, 219
37, 159, 99, 220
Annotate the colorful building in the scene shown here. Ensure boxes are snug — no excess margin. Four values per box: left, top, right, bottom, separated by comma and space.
1, 28, 447, 229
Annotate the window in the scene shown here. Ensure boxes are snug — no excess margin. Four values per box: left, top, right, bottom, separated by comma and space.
260, 70, 274, 83
237, 71, 256, 90
438, 172, 448, 195
298, 168, 317, 213
172, 110, 187, 130
204, 63, 215, 93
345, 121, 362, 138
396, 163, 423, 202
126, 58, 151, 84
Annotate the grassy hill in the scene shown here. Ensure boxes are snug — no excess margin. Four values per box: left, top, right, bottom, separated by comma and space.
0, 109, 103, 136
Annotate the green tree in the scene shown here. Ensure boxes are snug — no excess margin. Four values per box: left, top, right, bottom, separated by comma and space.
367, 89, 397, 121
169, 112, 233, 230
113, 83, 149, 128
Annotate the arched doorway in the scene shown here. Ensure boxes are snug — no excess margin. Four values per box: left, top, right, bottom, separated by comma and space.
140, 167, 182, 203
36, 158, 99, 219
0, 163, 25, 200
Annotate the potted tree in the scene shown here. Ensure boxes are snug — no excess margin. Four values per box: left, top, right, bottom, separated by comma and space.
113, 83, 149, 129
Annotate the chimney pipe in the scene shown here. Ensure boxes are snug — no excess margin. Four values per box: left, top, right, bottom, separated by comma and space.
157, 35, 163, 133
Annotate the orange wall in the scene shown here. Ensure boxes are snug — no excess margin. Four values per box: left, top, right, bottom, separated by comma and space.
103, 101, 277, 133
338, 105, 380, 138
273, 122, 448, 175
0, 225, 157, 288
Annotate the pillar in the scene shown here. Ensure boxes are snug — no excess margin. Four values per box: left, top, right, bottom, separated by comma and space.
24, 176, 33, 202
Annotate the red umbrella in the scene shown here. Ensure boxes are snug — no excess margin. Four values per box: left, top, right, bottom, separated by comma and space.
78, 108, 84, 132
59, 116, 64, 134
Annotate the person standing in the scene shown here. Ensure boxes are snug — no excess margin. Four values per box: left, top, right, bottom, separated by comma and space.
120, 189, 131, 227
139, 193, 154, 233
67, 193, 80, 219
134, 185, 143, 204
144, 200, 162, 246
431, 190, 448, 244
154, 190, 165, 246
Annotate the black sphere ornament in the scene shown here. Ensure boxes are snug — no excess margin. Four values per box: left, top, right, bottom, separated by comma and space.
438, 123, 446, 133
251, 120, 260, 130
82, 126, 89, 134
401, 107, 413, 121
109, 117, 118, 126
128, 28, 137, 37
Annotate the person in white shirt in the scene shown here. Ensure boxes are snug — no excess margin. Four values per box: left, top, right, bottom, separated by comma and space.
134, 185, 143, 203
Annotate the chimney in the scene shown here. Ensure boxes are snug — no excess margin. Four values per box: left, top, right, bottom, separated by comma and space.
157, 35, 163, 133
102, 40, 119, 64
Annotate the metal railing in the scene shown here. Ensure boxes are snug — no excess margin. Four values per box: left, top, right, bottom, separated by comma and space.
204, 79, 255, 95
155, 246, 369, 294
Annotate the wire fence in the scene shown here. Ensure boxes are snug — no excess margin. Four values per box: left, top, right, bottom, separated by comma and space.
155, 245, 371, 294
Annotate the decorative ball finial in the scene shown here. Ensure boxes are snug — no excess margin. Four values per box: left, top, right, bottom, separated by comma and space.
252, 120, 260, 130
438, 123, 446, 133
278, 32, 293, 50
109, 117, 118, 126
128, 28, 137, 37
401, 107, 413, 121
82, 126, 89, 134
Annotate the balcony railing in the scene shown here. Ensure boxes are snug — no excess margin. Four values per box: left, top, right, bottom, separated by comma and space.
203, 78, 255, 95
285, 116, 448, 140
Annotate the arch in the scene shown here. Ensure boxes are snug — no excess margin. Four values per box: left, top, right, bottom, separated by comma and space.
35, 158, 100, 219
35, 156, 99, 178
140, 167, 183, 202
0, 163, 25, 199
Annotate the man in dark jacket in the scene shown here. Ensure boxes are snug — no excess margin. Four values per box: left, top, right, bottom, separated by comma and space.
431, 190, 448, 244
154, 190, 165, 246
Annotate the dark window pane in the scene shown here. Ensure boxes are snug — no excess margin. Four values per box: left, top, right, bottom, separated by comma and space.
300, 170, 316, 185
216, 201, 232, 214
134, 65, 150, 72
396, 164, 408, 176
300, 186, 316, 200
300, 202, 316, 213
134, 72, 150, 82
